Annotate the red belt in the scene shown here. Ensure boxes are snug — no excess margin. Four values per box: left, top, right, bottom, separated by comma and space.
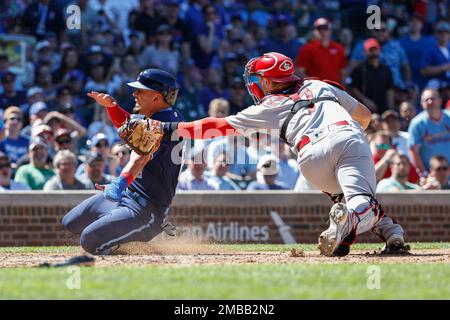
297, 120, 350, 153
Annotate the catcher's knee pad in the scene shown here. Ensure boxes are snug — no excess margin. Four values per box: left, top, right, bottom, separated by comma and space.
346, 194, 384, 236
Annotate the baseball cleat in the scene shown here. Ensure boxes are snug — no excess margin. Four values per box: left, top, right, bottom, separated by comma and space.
97, 244, 120, 255
332, 243, 350, 257
380, 234, 411, 255
332, 230, 356, 257
318, 203, 351, 257
386, 234, 405, 249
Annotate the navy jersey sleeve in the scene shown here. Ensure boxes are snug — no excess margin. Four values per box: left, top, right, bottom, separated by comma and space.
129, 108, 185, 207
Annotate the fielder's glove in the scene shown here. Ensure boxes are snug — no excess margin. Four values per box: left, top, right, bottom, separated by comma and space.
118, 114, 164, 156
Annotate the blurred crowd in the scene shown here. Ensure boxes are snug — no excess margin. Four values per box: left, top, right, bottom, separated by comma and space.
0, 0, 449, 192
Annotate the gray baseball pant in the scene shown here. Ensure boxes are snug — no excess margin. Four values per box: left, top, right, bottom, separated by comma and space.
297, 125, 404, 241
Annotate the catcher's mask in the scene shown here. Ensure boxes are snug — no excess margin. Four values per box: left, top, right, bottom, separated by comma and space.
243, 52, 300, 104
127, 68, 179, 105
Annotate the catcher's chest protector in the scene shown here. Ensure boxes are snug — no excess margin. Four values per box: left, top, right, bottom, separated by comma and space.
279, 78, 344, 144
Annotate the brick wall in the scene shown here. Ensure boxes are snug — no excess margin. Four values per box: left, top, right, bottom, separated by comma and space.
0, 191, 449, 246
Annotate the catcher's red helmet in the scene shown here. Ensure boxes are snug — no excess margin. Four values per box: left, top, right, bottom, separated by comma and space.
244, 52, 300, 104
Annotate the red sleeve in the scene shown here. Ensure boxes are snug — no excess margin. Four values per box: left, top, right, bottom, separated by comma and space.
106, 104, 130, 128
177, 117, 238, 139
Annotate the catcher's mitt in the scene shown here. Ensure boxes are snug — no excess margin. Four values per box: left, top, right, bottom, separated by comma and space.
118, 115, 164, 156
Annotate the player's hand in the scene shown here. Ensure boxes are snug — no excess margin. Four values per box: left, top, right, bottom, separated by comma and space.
95, 175, 128, 202
87, 91, 117, 108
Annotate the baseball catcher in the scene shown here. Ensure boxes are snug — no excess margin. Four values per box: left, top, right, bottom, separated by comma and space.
62, 69, 182, 255
119, 53, 409, 256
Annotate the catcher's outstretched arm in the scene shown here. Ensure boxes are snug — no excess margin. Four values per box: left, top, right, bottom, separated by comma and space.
117, 117, 238, 155
350, 102, 372, 130
171, 117, 238, 139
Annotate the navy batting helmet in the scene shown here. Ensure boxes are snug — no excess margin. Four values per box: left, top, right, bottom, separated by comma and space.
127, 69, 179, 105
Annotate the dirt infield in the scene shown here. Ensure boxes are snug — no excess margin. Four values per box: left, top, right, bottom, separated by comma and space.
0, 242, 449, 268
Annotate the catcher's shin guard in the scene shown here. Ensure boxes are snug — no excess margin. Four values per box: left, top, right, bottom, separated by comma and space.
347, 194, 384, 236
330, 195, 384, 257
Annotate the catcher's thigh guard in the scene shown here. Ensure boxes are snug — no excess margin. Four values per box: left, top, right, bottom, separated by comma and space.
346, 195, 384, 235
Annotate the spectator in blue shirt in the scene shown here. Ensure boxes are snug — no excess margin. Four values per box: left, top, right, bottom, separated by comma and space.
350, 20, 411, 89
184, 0, 210, 37
198, 67, 226, 115
420, 20, 450, 84
190, 4, 224, 70
262, 14, 302, 60
231, 1, 272, 28
408, 88, 450, 175
271, 139, 299, 189
0, 72, 27, 110
177, 151, 215, 191
399, 13, 432, 89
206, 153, 241, 190
0, 106, 29, 166
247, 154, 287, 191
206, 135, 257, 185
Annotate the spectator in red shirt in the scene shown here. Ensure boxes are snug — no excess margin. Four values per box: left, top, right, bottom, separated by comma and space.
370, 131, 420, 183
295, 18, 347, 84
